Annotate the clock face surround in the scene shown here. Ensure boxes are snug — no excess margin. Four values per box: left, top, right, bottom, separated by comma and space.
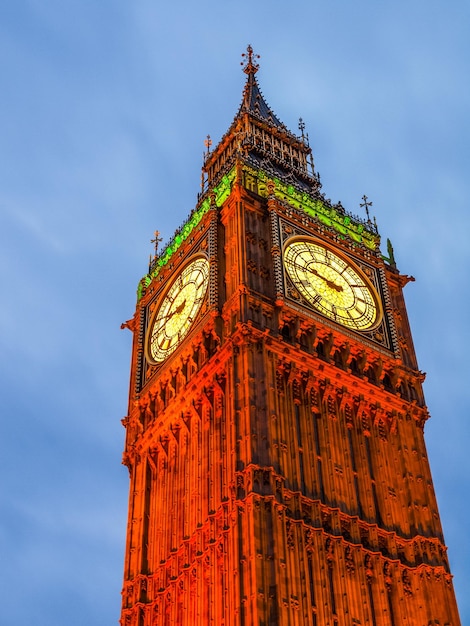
283, 238, 381, 331
147, 256, 209, 364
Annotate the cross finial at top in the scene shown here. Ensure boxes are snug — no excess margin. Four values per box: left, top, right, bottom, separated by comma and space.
241, 45, 260, 75
151, 230, 163, 256
360, 195, 373, 222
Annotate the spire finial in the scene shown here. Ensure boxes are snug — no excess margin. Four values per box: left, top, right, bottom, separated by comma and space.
241, 44, 260, 75
151, 230, 163, 257
298, 117, 310, 146
360, 194, 373, 222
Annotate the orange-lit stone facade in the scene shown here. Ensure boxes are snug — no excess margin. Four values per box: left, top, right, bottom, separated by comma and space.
120, 54, 460, 626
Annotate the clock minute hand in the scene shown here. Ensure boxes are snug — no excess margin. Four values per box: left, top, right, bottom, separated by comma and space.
307, 266, 343, 293
152, 305, 185, 347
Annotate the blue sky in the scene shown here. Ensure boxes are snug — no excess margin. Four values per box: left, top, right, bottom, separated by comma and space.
1, 1, 469, 624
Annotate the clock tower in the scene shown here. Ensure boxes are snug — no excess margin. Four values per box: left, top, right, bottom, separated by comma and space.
120, 47, 461, 625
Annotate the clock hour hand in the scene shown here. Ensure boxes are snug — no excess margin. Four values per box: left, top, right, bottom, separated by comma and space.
290, 259, 343, 293
153, 300, 187, 333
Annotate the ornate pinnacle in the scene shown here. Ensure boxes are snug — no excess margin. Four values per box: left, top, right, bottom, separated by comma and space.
299, 117, 310, 147
241, 44, 260, 75
386, 238, 397, 268
204, 134, 212, 155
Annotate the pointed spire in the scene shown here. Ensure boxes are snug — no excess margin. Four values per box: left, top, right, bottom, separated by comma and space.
239, 45, 282, 127
203, 47, 319, 193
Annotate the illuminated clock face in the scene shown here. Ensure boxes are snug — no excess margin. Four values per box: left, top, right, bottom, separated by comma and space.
148, 257, 209, 363
283, 239, 380, 330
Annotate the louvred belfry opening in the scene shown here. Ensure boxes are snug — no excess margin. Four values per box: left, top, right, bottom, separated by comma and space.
119, 47, 461, 626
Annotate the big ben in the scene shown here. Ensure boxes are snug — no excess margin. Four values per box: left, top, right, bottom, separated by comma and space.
119, 47, 461, 625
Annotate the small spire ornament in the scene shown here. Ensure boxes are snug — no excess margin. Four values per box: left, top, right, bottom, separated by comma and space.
387, 238, 396, 268
204, 134, 212, 156
360, 195, 373, 222
241, 44, 260, 75
151, 230, 163, 257
299, 117, 310, 144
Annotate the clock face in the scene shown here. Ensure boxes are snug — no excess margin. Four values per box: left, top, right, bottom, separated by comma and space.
283, 239, 381, 330
148, 257, 210, 363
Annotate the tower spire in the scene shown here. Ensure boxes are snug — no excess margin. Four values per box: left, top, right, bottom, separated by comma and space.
203, 46, 319, 192
238, 45, 282, 126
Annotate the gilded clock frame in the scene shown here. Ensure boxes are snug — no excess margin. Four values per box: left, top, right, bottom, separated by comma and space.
145, 254, 210, 365
283, 236, 383, 332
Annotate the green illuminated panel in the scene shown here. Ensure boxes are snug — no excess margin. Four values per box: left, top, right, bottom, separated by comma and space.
137, 169, 236, 300
242, 164, 379, 250
137, 162, 379, 301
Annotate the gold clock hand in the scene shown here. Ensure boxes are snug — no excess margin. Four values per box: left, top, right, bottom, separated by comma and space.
291, 258, 343, 293
158, 310, 176, 323
174, 299, 187, 315
153, 300, 187, 335
164, 299, 187, 321
308, 266, 343, 292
